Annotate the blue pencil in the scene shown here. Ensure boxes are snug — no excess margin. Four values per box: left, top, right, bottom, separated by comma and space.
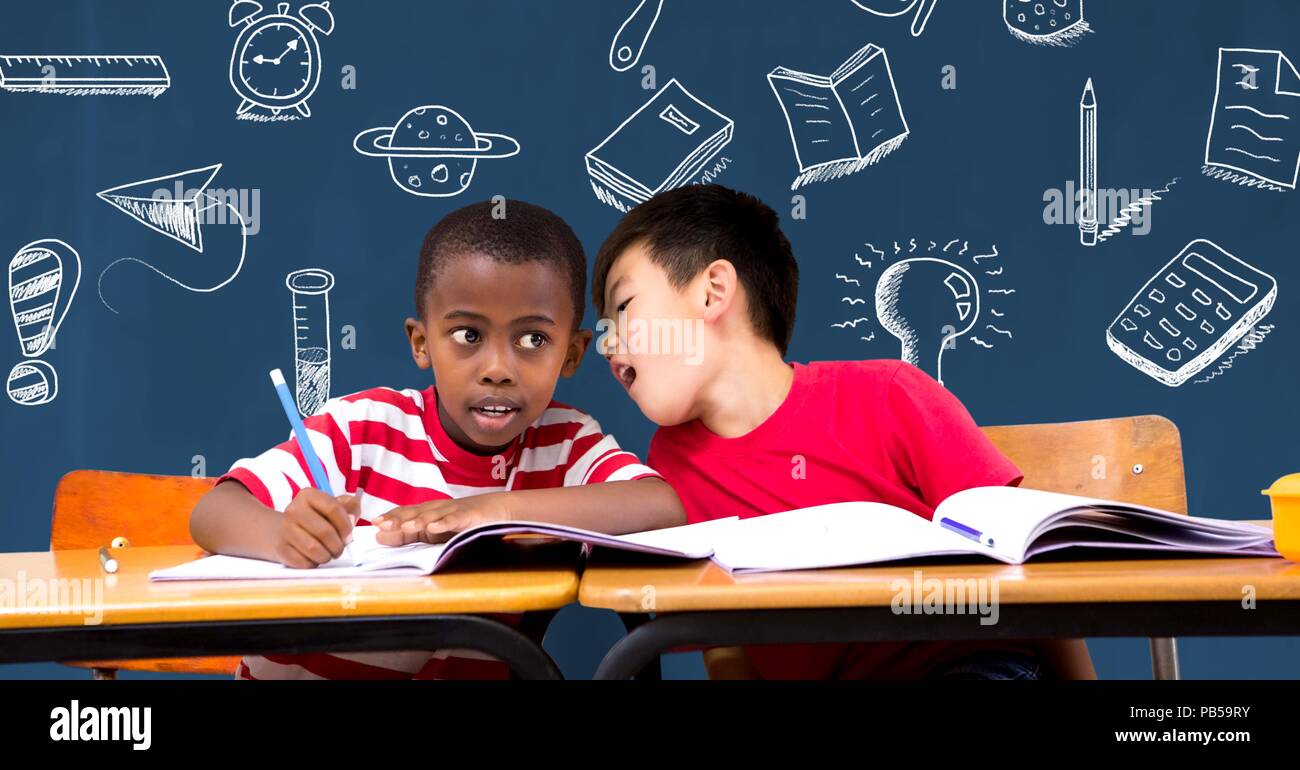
269, 368, 354, 563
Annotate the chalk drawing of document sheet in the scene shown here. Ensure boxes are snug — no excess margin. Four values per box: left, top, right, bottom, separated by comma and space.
1204, 48, 1300, 191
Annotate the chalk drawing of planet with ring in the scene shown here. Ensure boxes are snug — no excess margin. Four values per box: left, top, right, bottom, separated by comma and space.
353, 105, 520, 197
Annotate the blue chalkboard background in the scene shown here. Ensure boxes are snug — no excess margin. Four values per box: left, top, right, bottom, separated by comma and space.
2, 0, 1297, 679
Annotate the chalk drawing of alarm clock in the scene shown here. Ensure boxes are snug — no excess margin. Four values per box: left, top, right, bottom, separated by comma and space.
228, 0, 335, 121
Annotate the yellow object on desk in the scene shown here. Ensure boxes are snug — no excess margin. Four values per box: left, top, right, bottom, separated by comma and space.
1262, 474, 1300, 562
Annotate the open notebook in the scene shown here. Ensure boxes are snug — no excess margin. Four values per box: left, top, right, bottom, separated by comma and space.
708, 486, 1276, 573
148, 517, 737, 580
149, 486, 1278, 581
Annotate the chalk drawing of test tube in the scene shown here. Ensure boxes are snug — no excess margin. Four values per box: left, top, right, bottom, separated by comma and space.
286, 268, 334, 417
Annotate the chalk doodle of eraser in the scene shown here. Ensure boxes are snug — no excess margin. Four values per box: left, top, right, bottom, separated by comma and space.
1106, 239, 1277, 387
1004, 0, 1091, 47
354, 105, 521, 197
1203, 48, 1300, 192
768, 43, 908, 190
0, 55, 170, 97
586, 79, 734, 212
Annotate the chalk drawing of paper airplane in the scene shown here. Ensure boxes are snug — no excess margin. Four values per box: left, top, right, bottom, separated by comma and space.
0, 55, 170, 97
768, 43, 908, 190
586, 79, 734, 212
1204, 48, 1300, 191
97, 165, 222, 252
96, 164, 249, 314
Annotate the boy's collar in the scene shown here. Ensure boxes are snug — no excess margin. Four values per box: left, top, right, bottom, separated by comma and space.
422, 386, 522, 472
671, 362, 807, 456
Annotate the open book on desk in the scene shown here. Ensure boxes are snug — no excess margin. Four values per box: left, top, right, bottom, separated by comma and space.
707, 486, 1277, 573
149, 486, 1278, 581
147, 516, 737, 581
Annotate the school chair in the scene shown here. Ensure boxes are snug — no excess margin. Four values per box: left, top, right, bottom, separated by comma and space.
983, 414, 1188, 680
50, 470, 240, 679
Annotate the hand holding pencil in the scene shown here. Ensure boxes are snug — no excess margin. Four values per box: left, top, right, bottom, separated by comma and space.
267, 368, 360, 568
272, 488, 360, 569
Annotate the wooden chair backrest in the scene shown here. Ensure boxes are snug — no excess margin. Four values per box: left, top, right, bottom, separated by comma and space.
982, 415, 1187, 514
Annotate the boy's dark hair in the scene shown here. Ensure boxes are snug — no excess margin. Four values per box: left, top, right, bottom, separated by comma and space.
592, 185, 798, 355
416, 199, 586, 327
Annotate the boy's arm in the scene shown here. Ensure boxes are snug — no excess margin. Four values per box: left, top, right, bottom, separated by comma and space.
1037, 638, 1098, 680
191, 480, 358, 568
191, 481, 283, 561
374, 477, 686, 543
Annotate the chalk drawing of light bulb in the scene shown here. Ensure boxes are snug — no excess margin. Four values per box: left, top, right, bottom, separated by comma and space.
7, 239, 80, 406
874, 257, 978, 385
286, 268, 334, 417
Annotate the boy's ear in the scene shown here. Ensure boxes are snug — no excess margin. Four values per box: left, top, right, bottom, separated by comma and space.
701, 259, 737, 324
560, 328, 593, 378
405, 317, 431, 370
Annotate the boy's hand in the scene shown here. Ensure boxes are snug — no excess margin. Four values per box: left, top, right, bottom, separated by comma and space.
372, 494, 512, 545
273, 489, 359, 568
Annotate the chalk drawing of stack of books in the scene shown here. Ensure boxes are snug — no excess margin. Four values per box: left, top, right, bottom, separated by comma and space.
586, 79, 734, 212
768, 43, 908, 190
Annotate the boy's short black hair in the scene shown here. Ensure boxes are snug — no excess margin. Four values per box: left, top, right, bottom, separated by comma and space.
592, 185, 799, 355
416, 199, 586, 327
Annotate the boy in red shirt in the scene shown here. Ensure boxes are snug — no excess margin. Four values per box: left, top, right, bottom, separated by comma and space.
591, 184, 1095, 679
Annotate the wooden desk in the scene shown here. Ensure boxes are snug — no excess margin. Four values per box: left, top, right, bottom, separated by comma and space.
0, 545, 581, 679
581, 524, 1300, 679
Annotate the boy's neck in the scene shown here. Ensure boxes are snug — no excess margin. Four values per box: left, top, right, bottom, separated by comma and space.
695, 342, 794, 439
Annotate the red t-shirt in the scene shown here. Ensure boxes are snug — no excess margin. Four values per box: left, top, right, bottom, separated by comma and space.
647, 359, 1030, 679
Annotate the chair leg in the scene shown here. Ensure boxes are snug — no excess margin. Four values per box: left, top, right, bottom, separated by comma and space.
1149, 637, 1180, 680
91, 667, 118, 680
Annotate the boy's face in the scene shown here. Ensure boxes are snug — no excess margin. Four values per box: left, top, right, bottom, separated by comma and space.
599, 241, 712, 427
406, 252, 591, 455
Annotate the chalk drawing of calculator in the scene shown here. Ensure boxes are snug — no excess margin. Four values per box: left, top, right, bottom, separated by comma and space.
1106, 239, 1277, 387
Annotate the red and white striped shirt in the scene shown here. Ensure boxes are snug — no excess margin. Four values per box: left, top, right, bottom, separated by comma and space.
218, 385, 657, 680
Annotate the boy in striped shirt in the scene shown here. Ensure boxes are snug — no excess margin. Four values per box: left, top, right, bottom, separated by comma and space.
190, 200, 685, 679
